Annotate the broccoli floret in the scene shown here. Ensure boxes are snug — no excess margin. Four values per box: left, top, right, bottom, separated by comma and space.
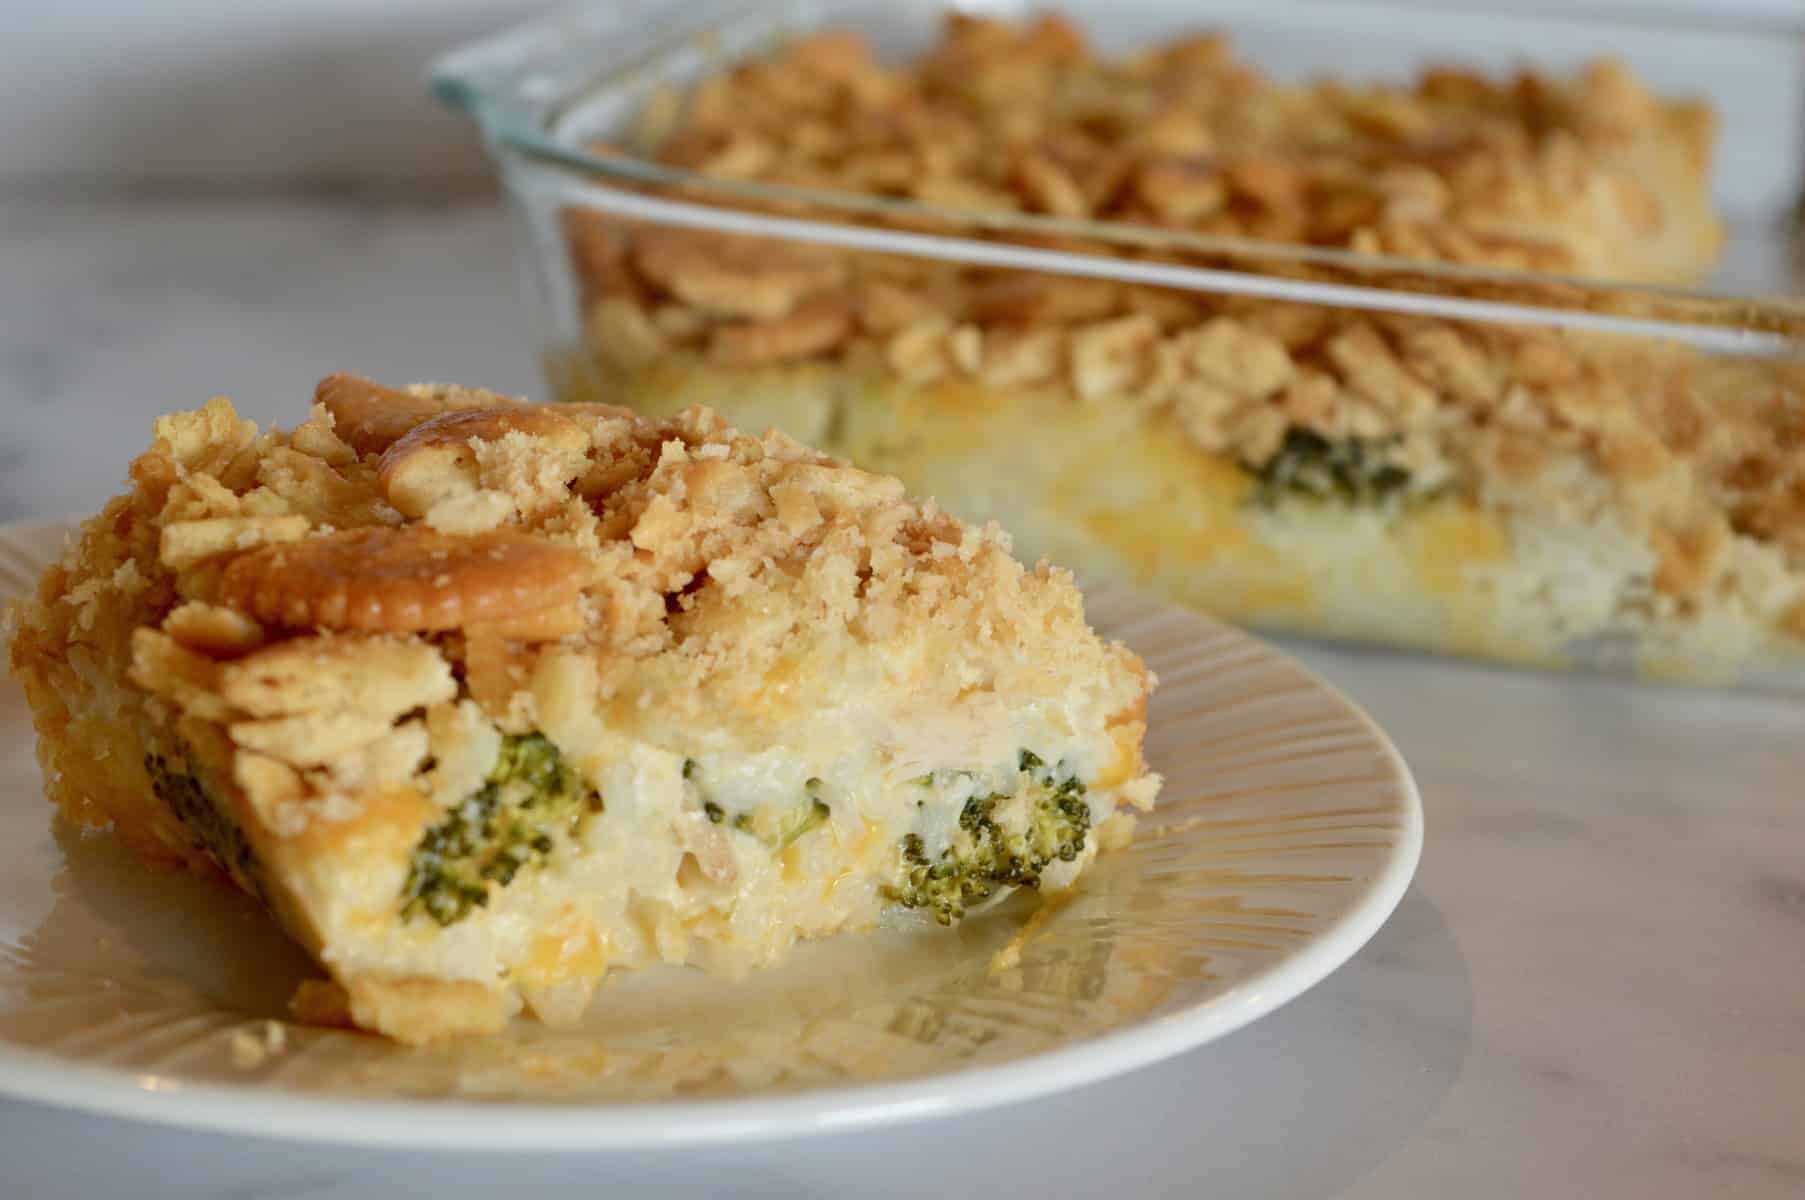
145, 750, 265, 900
400, 732, 602, 926
1253, 427, 1411, 507
892, 752, 1091, 925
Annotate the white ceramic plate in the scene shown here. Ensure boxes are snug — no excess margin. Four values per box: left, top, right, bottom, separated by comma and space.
0, 518, 1420, 1149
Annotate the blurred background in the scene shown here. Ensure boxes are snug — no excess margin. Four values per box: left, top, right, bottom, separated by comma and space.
1, 0, 551, 521
0, 0, 1801, 523
4, 0, 1799, 195
3, 0, 543, 192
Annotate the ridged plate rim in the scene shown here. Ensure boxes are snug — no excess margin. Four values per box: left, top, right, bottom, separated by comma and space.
0, 517, 1421, 1149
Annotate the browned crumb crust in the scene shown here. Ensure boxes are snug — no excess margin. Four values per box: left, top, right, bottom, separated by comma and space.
7, 372, 1151, 881
572, 213, 1805, 620
635, 12, 1720, 283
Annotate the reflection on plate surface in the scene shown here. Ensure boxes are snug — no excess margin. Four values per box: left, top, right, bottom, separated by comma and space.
0, 520, 1419, 1145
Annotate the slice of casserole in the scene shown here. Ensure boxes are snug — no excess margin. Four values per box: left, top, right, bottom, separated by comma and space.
6, 375, 1158, 1043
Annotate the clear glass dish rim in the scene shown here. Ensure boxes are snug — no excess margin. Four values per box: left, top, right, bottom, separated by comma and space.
430, 0, 1805, 353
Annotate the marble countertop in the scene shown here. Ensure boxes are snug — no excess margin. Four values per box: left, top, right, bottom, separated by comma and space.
1, 196, 1801, 1200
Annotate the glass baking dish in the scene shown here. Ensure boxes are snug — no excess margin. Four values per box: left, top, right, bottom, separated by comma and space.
435, 0, 1805, 689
